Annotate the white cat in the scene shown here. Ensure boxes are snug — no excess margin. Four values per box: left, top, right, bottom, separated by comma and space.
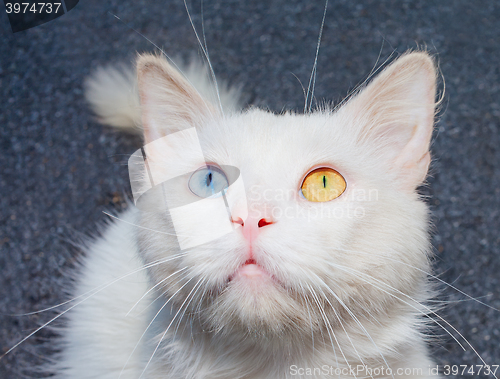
53, 50, 441, 378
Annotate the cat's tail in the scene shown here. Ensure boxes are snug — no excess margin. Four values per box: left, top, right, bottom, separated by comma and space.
84, 57, 243, 133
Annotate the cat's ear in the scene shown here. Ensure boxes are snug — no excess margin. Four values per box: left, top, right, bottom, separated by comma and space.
136, 54, 217, 144
343, 51, 438, 191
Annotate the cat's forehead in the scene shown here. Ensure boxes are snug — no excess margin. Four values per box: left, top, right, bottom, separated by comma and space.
197, 109, 354, 178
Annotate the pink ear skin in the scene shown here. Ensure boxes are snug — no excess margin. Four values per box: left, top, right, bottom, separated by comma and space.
344, 51, 438, 192
136, 54, 216, 145
394, 120, 433, 189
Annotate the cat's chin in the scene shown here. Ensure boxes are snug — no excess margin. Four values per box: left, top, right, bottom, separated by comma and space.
201, 263, 314, 339
225, 262, 282, 306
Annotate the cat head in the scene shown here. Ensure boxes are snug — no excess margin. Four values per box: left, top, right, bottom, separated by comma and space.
133, 51, 438, 343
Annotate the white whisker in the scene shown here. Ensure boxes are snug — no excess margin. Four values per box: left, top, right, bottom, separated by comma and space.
308, 271, 394, 379
304, 0, 329, 113
139, 277, 205, 379
182, 0, 224, 116
172, 277, 206, 342
106, 11, 217, 116
1, 252, 188, 359
120, 276, 196, 379
335, 244, 499, 312
297, 281, 316, 359
125, 266, 189, 317
307, 282, 351, 377
322, 260, 497, 378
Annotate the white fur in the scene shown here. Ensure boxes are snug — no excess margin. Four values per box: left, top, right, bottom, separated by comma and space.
84, 58, 242, 133
55, 53, 442, 378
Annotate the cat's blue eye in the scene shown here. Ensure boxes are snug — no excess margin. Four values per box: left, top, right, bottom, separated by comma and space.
188, 165, 229, 198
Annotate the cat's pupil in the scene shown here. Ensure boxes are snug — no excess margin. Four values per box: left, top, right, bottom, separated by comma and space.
323, 175, 326, 188
206, 172, 213, 187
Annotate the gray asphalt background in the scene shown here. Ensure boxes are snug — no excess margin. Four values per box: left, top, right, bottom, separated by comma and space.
1, 0, 499, 378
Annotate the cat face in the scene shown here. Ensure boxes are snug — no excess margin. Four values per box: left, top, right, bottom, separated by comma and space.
135, 52, 437, 342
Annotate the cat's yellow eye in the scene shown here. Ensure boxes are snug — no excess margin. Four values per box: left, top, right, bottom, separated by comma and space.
301, 168, 346, 202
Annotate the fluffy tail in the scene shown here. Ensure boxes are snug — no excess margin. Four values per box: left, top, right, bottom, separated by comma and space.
84, 57, 243, 133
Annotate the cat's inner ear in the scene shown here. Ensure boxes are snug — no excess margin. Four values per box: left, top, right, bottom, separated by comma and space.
343, 52, 438, 191
136, 54, 217, 145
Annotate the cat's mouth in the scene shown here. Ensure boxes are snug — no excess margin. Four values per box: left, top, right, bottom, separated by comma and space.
227, 259, 281, 286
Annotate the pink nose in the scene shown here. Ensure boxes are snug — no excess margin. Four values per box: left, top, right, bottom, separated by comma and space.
232, 215, 274, 243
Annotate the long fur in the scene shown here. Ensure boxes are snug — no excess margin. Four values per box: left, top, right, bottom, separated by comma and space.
84, 57, 243, 133
54, 52, 442, 378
